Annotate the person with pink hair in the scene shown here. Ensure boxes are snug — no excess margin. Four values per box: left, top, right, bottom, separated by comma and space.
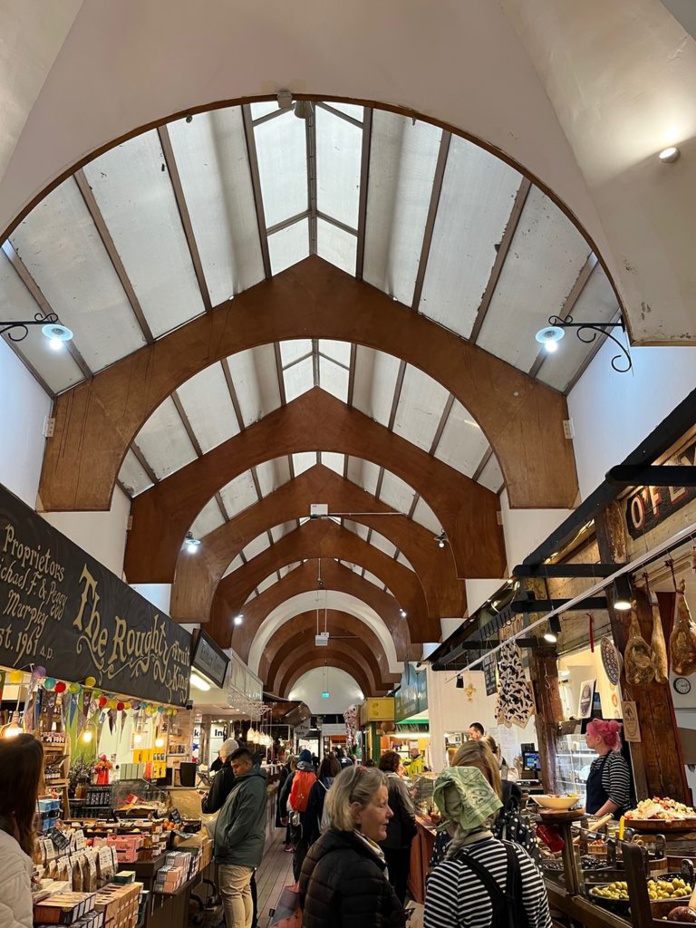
584, 719, 632, 819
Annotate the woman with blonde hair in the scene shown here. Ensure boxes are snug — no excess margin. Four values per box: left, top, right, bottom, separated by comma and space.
299, 765, 404, 928
430, 739, 540, 869
424, 768, 551, 928
0, 734, 44, 928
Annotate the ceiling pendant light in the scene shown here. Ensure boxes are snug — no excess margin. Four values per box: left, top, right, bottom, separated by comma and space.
612, 575, 633, 611
183, 531, 201, 553
1, 311, 73, 347
535, 325, 565, 353
658, 146, 680, 163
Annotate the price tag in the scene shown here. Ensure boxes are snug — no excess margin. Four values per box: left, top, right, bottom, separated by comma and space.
47, 827, 70, 851
169, 808, 183, 825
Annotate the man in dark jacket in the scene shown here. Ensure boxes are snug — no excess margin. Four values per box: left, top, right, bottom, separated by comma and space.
201, 738, 238, 814
215, 748, 267, 928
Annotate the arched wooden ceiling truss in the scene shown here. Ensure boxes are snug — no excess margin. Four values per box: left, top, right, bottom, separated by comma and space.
219, 559, 418, 664
260, 610, 400, 697
0, 98, 619, 698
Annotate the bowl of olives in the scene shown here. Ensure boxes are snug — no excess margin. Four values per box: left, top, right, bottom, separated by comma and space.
588, 881, 631, 915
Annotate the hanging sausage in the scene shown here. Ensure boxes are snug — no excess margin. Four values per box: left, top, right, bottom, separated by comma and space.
670, 579, 696, 677
624, 602, 656, 686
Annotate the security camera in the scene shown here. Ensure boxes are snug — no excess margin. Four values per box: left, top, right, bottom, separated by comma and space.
185, 699, 194, 711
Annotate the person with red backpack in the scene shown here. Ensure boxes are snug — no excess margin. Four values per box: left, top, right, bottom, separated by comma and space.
425, 767, 551, 928
287, 749, 317, 886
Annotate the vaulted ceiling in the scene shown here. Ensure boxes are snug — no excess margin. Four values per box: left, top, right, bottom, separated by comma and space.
1, 98, 624, 699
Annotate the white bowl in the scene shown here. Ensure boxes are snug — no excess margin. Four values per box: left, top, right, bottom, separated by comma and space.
534, 794, 580, 811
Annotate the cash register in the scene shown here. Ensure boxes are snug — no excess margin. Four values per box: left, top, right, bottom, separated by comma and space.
520, 744, 543, 791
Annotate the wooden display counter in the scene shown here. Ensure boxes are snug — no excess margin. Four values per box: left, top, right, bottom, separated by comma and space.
408, 815, 436, 903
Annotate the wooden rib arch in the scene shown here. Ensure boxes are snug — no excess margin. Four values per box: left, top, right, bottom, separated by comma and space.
171, 464, 466, 630
278, 641, 394, 699
212, 518, 437, 641
40, 257, 577, 514
215, 559, 418, 663
124, 388, 504, 586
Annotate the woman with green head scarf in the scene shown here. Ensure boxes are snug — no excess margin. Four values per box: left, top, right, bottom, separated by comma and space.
424, 768, 551, 928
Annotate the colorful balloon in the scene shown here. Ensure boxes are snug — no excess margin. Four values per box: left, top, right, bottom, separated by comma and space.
84, 676, 97, 688
116, 702, 125, 711
32, 666, 47, 680
107, 699, 118, 709
54, 681, 67, 694
68, 682, 81, 694
123, 702, 131, 710
8, 670, 23, 684
98, 696, 107, 708
44, 677, 56, 691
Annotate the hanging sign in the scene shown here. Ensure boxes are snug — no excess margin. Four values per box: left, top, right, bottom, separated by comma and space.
624, 439, 696, 539
622, 701, 642, 742
0, 482, 191, 705
482, 653, 498, 696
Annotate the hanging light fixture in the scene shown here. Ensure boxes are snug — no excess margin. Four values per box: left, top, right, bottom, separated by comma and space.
435, 531, 447, 549
293, 100, 314, 120
535, 314, 632, 372
543, 615, 562, 644
1, 310, 73, 348
233, 614, 244, 626
612, 575, 633, 611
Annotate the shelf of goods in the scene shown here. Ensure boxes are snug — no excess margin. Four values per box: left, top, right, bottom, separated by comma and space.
540, 802, 696, 927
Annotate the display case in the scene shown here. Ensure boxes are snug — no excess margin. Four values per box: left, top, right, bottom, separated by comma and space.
555, 732, 596, 804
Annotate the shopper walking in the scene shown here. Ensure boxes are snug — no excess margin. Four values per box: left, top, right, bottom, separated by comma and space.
279, 755, 298, 851
287, 749, 317, 885
214, 748, 267, 928
378, 751, 417, 904
430, 740, 541, 869
0, 734, 44, 928
299, 765, 405, 928
424, 767, 551, 928
305, 753, 340, 846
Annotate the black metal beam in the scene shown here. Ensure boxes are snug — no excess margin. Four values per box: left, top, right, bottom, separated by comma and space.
523, 386, 696, 567
606, 465, 696, 487
512, 563, 623, 579
511, 597, 607, 613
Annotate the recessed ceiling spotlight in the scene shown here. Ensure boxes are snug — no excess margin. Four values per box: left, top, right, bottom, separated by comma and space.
658, 146, 680, 163
535, 325, 565, 353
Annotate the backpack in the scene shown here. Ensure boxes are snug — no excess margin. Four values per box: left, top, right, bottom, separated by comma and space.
289, 769, 316, 813
453, 841, 530, 928
319, 781, 332, 833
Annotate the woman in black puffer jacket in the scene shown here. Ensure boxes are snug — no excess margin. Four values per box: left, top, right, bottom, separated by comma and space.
299, 766, 405, 928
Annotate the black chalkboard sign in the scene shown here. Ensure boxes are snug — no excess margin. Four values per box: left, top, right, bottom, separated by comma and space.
482, 653, 497, 696
0, 482, 191, 705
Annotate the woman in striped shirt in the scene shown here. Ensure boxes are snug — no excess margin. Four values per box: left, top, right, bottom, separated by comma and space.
584, 719, 632, 819
424, 768, 551, 928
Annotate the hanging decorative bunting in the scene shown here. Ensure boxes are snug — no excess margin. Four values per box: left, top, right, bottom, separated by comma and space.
494, 640, 536, 729
107, 708, 116, 735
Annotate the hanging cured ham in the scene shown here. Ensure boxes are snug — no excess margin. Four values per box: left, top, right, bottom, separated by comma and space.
670, 580, 696, 677
624, 603, 656, 686
650, 598, 669, 684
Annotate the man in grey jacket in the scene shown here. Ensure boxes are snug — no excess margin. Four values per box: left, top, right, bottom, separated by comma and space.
215, 747, 267, 928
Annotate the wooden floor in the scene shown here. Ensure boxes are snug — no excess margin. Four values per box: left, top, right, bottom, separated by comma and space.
256, 828, 297, 926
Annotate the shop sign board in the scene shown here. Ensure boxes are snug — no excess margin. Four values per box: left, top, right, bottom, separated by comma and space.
395, 662, 428, 721
0, 482, 191, 705
191, 628, 229, 688
360, 697, 395, 727
482, 653, 497, 696
624, 439, 696, 539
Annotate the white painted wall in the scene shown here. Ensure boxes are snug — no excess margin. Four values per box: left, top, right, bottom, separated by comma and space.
465, 580, 508, 616
500, 489, 575, 571
289, 667, 363, 715
42, 484, 131, 577
0, 339, 52, 506
568, 340, 696, 501
130, 584, 172, 613
426, 664, 537, 772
